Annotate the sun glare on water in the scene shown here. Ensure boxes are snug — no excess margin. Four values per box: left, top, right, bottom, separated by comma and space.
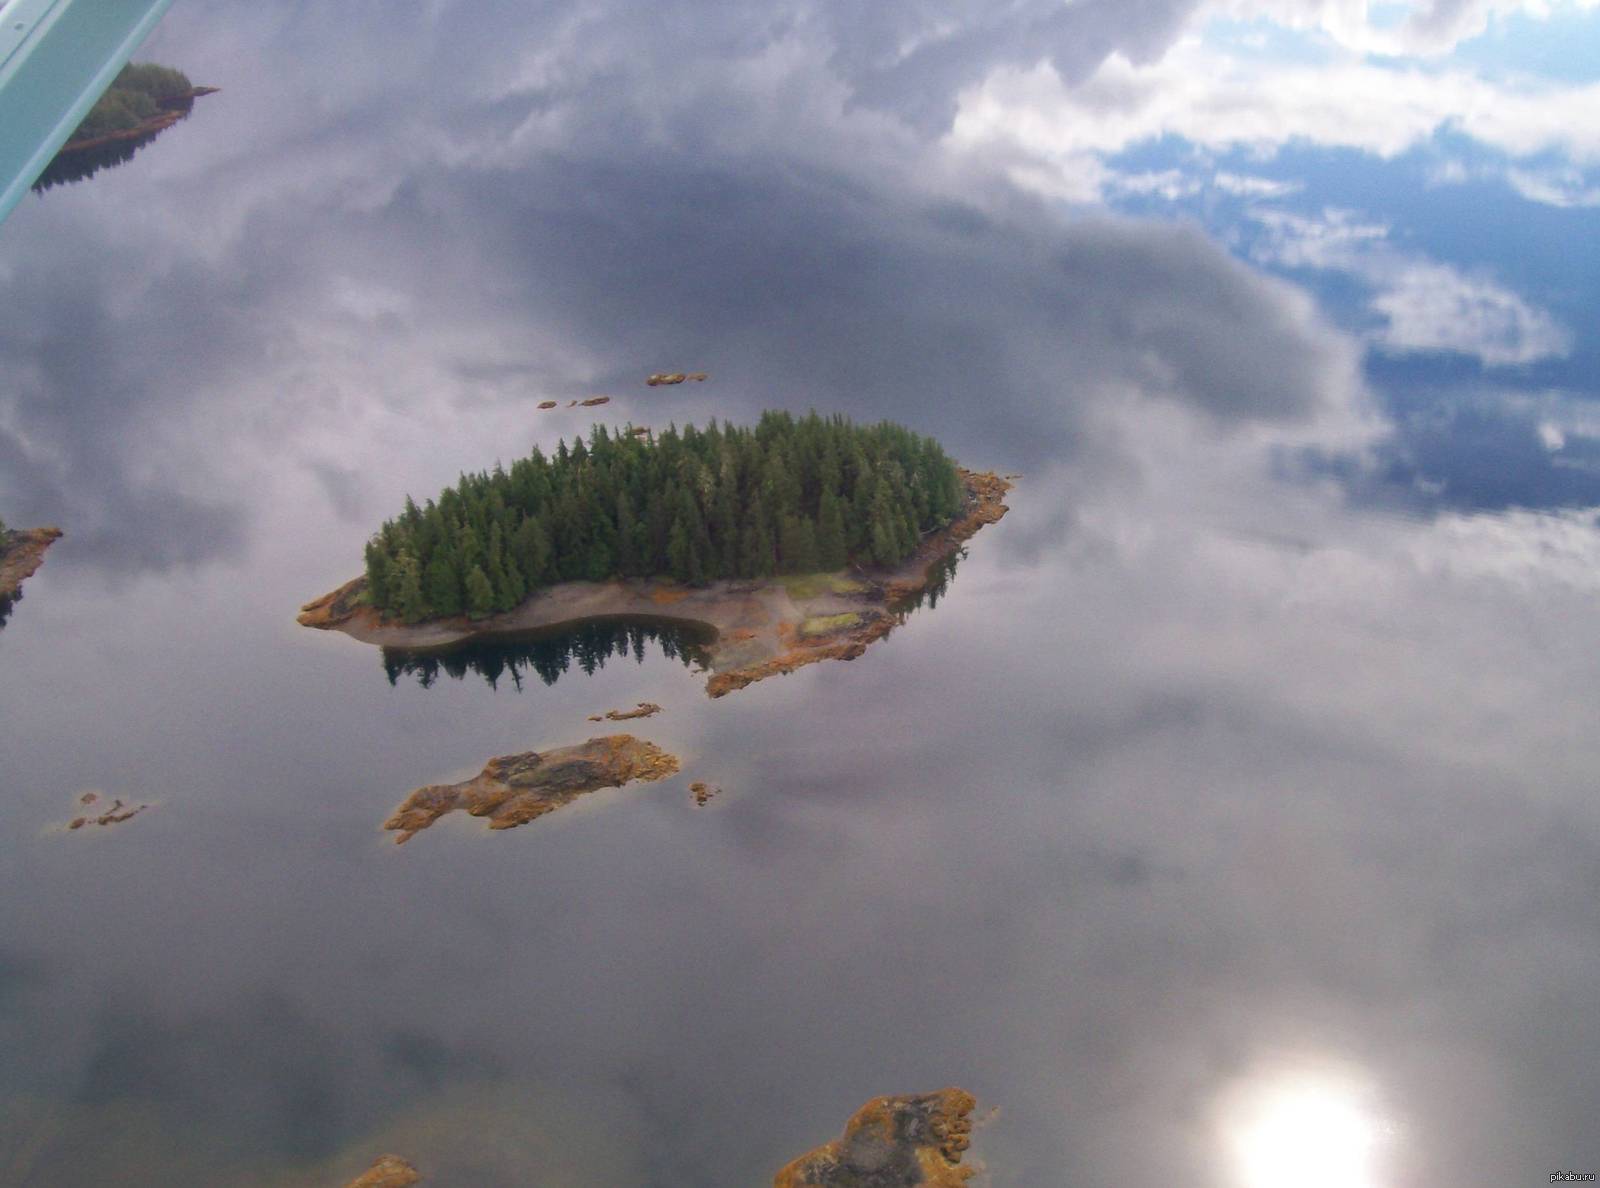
1221, 1065, 1395, 1188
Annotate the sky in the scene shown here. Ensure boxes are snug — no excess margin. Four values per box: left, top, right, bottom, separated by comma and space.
2, 1, 1600, 1185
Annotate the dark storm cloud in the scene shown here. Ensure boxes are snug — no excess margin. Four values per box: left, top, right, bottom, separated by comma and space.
0, 248, 248, 575
405, 145, 1357, 468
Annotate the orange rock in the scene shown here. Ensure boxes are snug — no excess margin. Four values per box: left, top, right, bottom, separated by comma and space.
0, 526, 62, 602
538, 400, 558, 410
595, 702, 661, 721
773, 1088, 978, 1187
344, 1154, 421, 1187
579, 396, 611, 406
690, 781, 719, 806
297, 576, 370, 629
384, 735, 680, 843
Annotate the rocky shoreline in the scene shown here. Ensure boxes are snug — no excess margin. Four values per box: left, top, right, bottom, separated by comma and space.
0, 527, 62, 603
299, 471, 1010, 697
774, 1088, 979, 1187
338, 1087, 978, 1186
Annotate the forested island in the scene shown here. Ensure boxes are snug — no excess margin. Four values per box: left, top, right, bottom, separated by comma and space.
362, 411, 966, 622
34, 63, 217, 192
301, 412, 1010, 696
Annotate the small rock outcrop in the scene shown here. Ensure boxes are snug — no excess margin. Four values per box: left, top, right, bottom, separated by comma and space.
384, 735, 680, 843
690, 781, 719, 806
586, 702, 662, 722
0, 526, 61, 602
646, 372, 708, 386
344, 1155, 421, 1188
774, 1088, 978, 1187
538, 401, 558, 410
65, 792, 148, 831
580, 396, 611, 406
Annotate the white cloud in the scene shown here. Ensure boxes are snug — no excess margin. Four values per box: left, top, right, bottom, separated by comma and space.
1405, 503, 1600, 589
948, 34, 1600, 198
1538, 420, 1567, 449
1214, 171, 1305, 197
1250, 207, 1390, 268
1210, 0, 1600, 57
1370, 259, 1573, 363
1250, 207, 1572, 364
1113, 169, 1207, 200
1505, 166, 1600, 207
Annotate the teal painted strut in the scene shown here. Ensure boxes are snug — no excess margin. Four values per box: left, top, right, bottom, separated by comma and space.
0, 0, 176, 228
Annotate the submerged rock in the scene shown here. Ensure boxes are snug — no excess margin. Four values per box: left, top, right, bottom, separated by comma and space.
774, 1088, 978, 1188
384, 735, 680, 843
344, 1154, 421, 1187
538, 400, 558, 410
690, 781, 719, 806
580, 396, 611, 406
645, 372, 708, 386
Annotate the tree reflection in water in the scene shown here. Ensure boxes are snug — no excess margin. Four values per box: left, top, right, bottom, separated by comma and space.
381, 548, 964, 692
381, 616, 714, 691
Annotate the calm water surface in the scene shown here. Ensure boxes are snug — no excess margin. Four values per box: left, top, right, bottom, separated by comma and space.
4, 3, 1600, 1186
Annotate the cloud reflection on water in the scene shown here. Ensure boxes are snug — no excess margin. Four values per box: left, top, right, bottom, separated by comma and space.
0, 0, 1598, 1185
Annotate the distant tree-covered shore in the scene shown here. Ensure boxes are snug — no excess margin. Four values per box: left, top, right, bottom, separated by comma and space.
34, 63, 211, 192
363, 411, 966, 623
69, 64, 193, 142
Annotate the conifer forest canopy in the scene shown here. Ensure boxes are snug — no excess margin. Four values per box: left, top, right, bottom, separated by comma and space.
362, 411, 966, 622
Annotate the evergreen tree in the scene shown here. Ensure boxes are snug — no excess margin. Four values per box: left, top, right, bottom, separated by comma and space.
425, 553, 462, 617
817, 489, 847, 570
615, 492, 639, 577
392, 551, 426, 624
779, 513, 818, 574
667, 514, 695, 584
514, 516, 551, 587
464, 564, 495, 618
792, 517, 818, 573
364, 540, 392, 607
